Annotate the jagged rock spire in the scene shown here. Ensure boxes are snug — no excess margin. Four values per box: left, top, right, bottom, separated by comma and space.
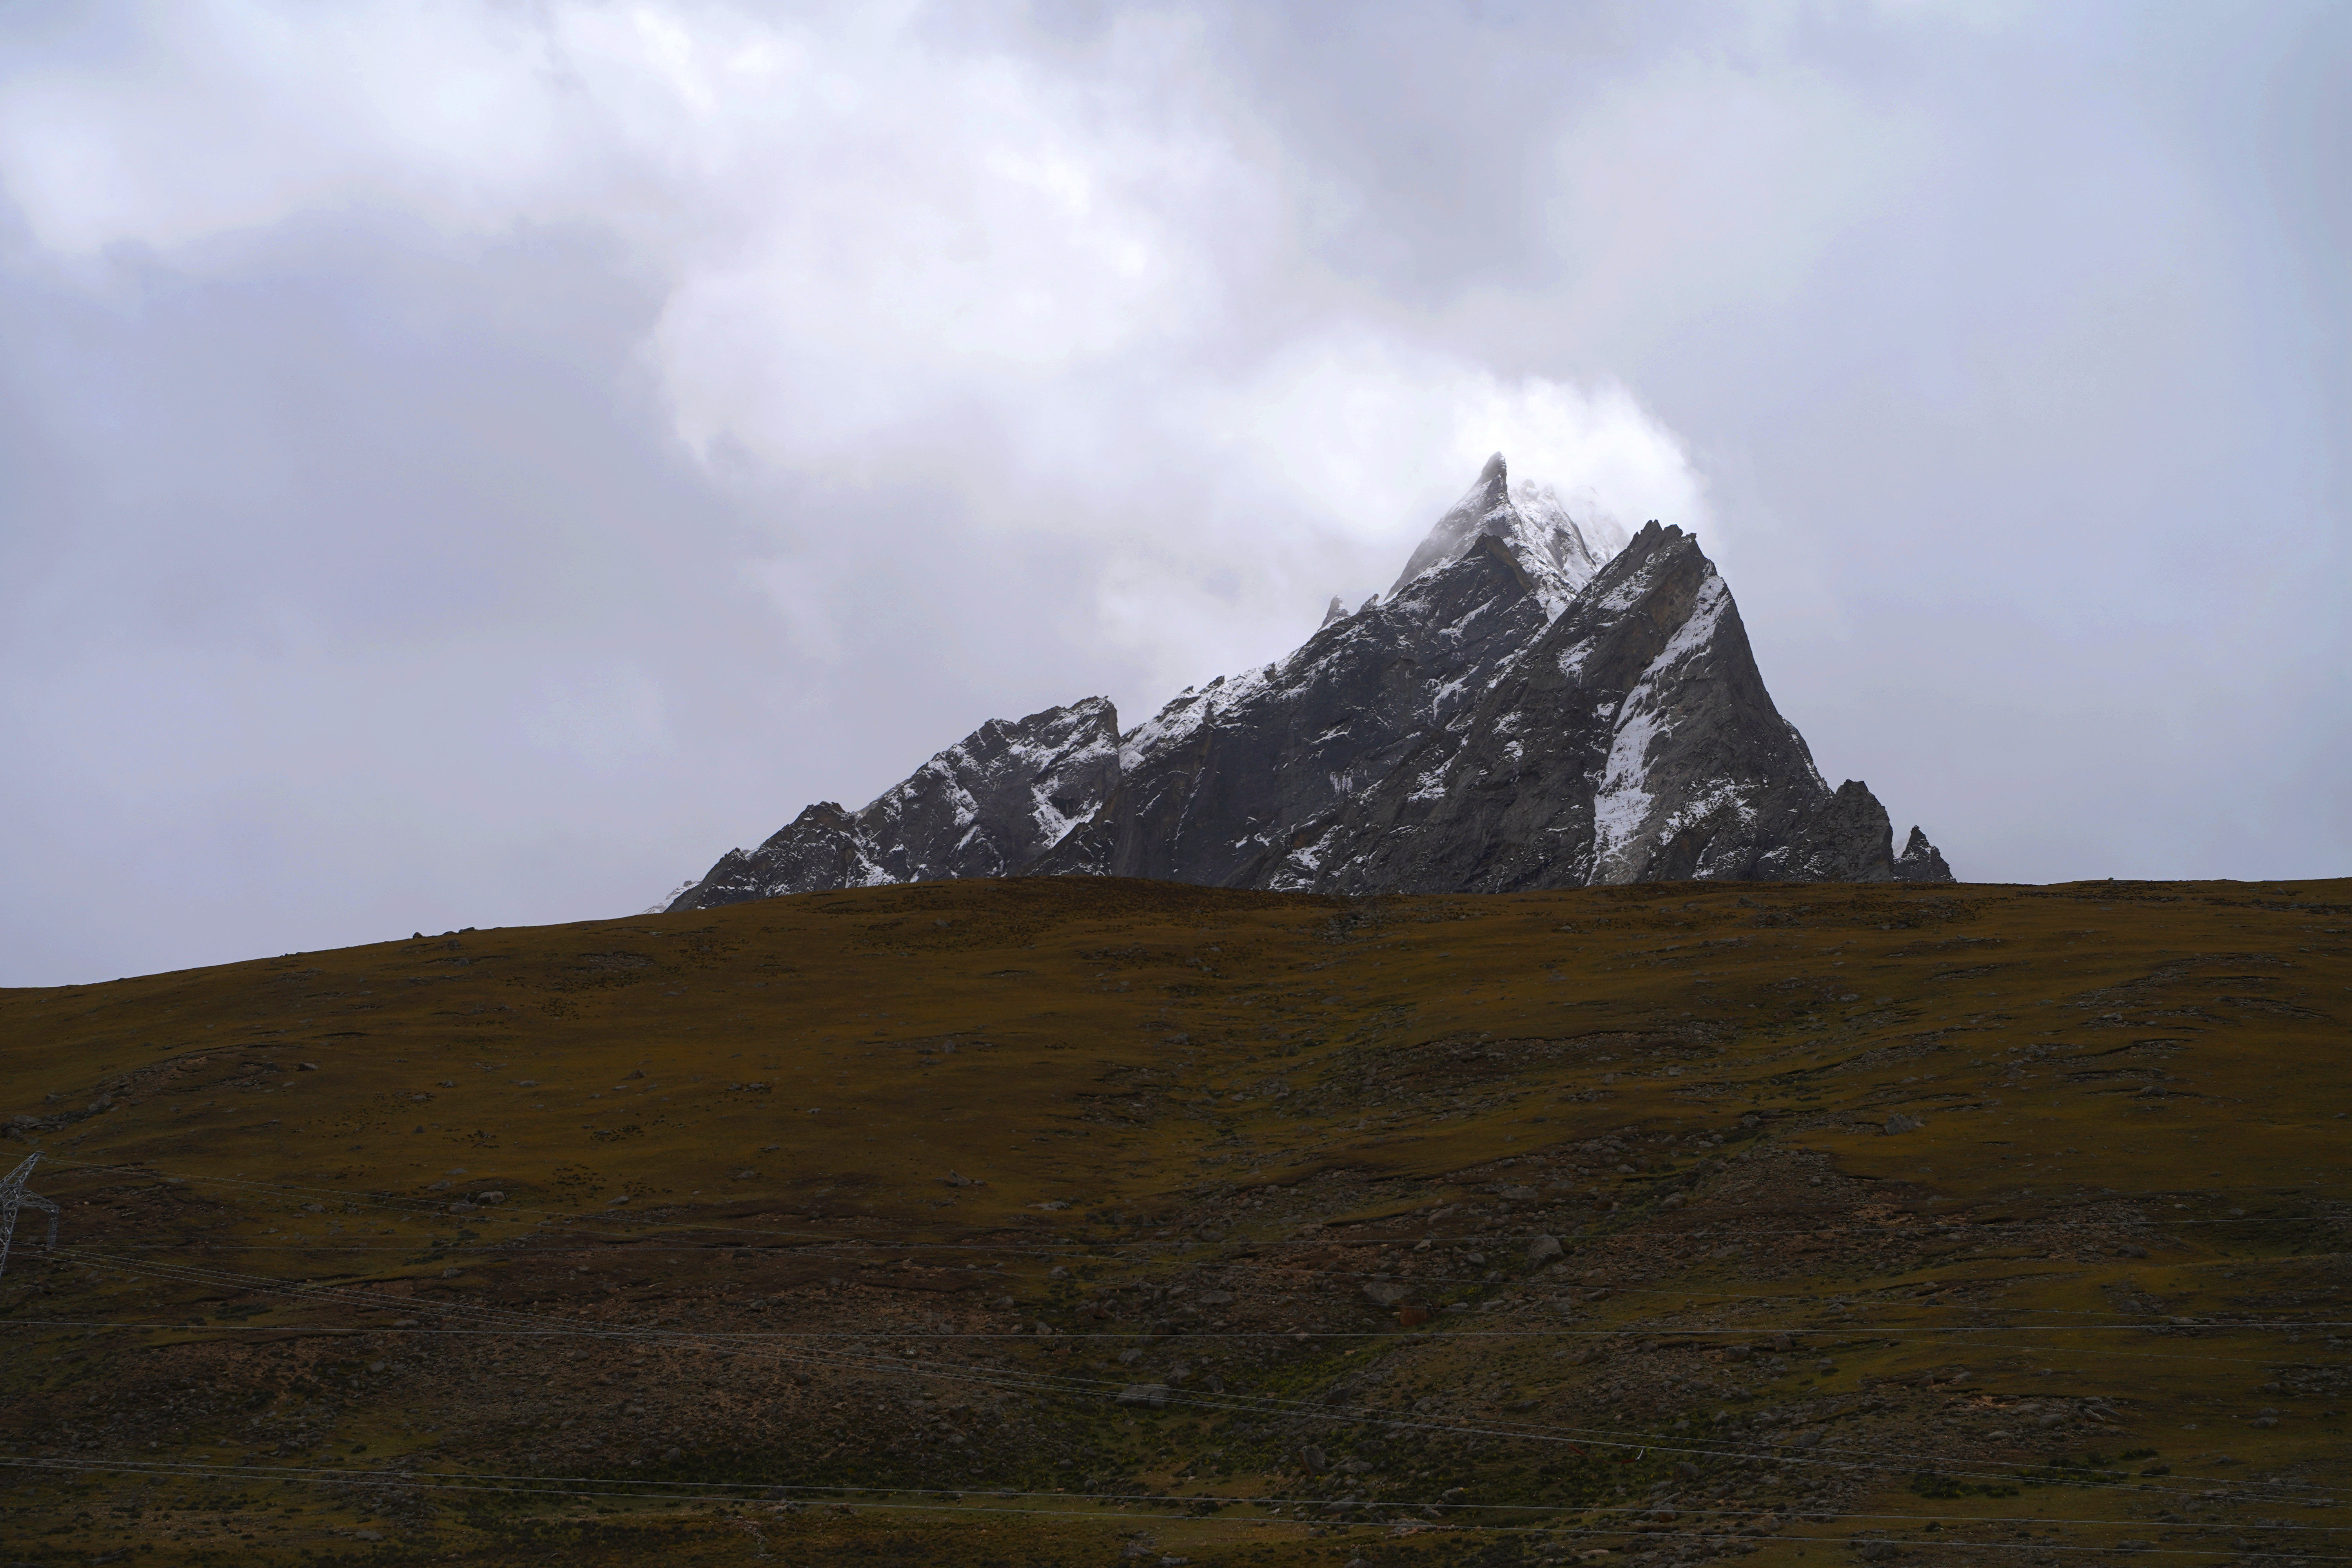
1895, 825, 1956, 882
1385, 452, 1622, 617
1388, 452, 1514, 597
663, 454, 1954, 910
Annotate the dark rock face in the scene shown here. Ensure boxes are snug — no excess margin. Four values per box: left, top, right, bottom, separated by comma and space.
1894, 825, 1957, 883
666, 456, 1951, 910
1385, 450, 1618, 614
1029, 530, 1552, 887
1263, 521, 1907, 892
668, 698, 1120, 911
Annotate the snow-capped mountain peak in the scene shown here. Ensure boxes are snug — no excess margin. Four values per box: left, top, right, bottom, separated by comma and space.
1384, 452, 1629, 618
662, 456, 1952, 911
1386, 450, 1518, 598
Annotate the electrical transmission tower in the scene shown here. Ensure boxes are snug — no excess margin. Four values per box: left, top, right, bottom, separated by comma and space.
1, 1151, 60, 1279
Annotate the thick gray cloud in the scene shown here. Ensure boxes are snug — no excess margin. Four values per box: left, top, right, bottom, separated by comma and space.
2, 1, 2344, 985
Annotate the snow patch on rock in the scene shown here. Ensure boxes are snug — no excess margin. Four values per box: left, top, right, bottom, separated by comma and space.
1588, 569, 1733, 884
664, 455, 1953, 909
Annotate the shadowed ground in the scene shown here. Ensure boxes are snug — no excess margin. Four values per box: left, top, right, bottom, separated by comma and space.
2, 876, 2345, 1565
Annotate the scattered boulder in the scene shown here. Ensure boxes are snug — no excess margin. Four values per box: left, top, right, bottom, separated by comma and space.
1884, 1114, 1924, 1134
1527, 1234, 1564, 1266
1298, 1444, 1328, 1473
1116, 1384, 1171, 1408
1362, 1280, 1410, 1307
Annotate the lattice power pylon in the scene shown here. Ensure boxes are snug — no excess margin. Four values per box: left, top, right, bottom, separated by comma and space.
0, 1151, 60, 1279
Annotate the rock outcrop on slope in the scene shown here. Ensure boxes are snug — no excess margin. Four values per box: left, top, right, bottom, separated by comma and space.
666, 455, 1952, 911
1894, 826, 1956, 883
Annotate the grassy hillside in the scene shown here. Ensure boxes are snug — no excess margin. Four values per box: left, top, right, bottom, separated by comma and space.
2, 876, 2345, 1566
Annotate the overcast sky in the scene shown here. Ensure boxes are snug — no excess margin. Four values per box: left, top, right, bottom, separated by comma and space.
2, 1, 2345, 986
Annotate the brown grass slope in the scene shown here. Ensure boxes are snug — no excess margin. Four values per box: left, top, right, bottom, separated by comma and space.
0, 876, 2346, 1568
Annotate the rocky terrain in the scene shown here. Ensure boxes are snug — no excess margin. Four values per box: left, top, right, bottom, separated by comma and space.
2, 874, 2345, 1566
669, 456, 1952, 911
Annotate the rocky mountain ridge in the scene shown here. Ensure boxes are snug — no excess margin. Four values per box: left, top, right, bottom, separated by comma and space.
669, 454, 1949, 911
